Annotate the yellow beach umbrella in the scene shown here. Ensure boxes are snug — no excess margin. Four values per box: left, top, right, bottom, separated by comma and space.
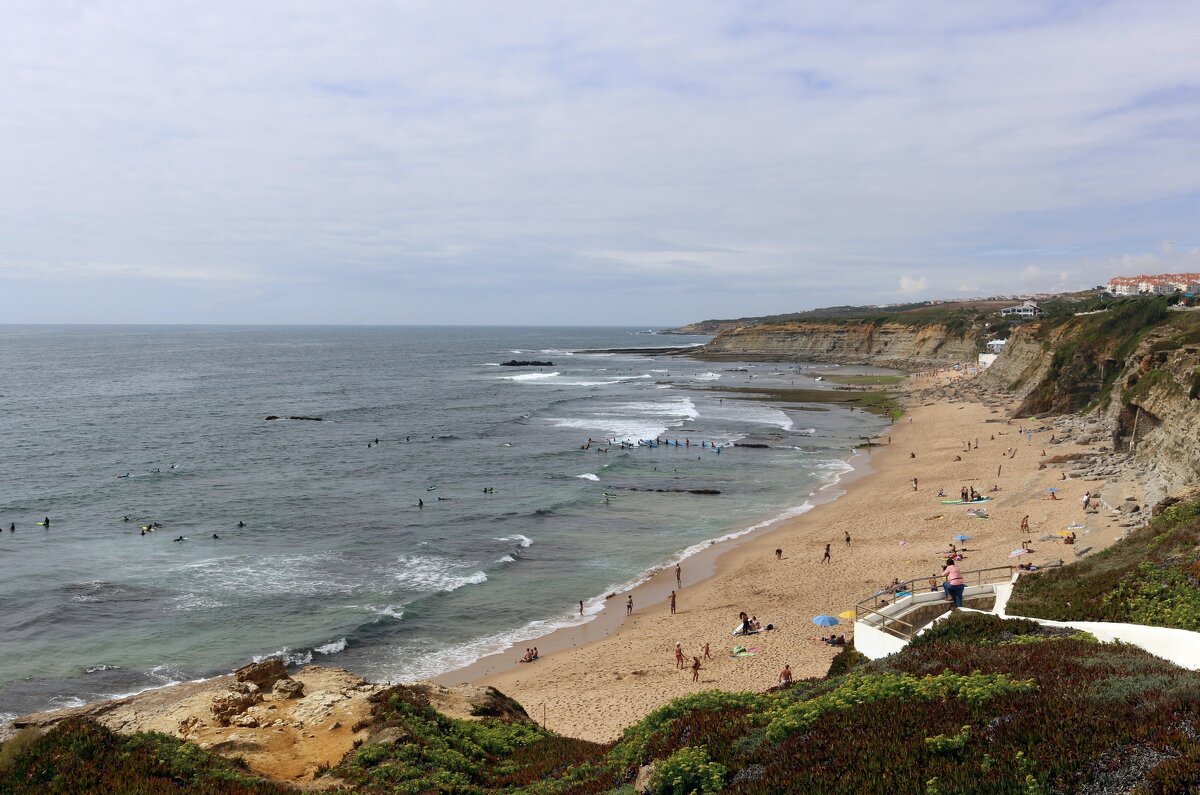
1055, 530, 1074, 537
838, 610, 857, 620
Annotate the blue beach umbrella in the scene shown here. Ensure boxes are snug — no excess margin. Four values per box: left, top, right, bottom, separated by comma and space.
812, 615, 839, 627
953, 534, 971, 542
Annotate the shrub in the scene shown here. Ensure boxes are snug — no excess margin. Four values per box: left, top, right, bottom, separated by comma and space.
648, 746, 726, 795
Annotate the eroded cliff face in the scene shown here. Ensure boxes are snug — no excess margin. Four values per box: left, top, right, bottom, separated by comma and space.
982, 311, 1200, 504
700, 321, 979, 368
1104, 338, 1200, 504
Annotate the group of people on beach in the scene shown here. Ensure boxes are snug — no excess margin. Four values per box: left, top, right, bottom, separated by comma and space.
519, 647, 540, 663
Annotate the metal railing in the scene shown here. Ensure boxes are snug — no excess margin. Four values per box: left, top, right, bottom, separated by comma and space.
854, 565, 1015, 638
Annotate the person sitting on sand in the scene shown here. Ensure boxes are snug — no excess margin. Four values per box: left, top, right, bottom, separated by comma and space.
532, 647, 539, 660
750, 616, 761, 631
834, 635, 846, 646
779, 664, 793, 686
937, 487, 945, 497
520, 648, 533, 662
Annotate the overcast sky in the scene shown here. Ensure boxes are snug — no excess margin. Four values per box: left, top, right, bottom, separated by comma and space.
2, 2, 1198, 325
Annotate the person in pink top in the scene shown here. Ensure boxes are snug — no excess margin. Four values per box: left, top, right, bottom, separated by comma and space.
942, 558, 966, 608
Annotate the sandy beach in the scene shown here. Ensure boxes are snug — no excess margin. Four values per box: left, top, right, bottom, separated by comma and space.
457, 374, 1141, 742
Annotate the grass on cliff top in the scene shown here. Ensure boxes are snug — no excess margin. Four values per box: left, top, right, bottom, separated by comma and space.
1008, 497, 1200, 630
9, 612, 1200, 794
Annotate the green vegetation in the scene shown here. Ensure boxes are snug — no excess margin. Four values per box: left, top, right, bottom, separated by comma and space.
9, 611, 1200, 793
1019, 296, 1173, 415
813, 373, 907, 386
0, 718, 289, 794
1009, 498, 1200, 630
705, 385, 904, 421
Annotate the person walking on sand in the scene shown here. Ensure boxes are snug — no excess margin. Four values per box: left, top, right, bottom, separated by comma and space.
668, 590, 677, 615
703, 642, 711, 660
579, 600, 584, 616
626, 595, 633, 615
779, 664, 793, 687
675, 643, 685, 669
844, 531, 851, 547
822, 544, 831, 564
912, 477, 918, 491
691, 656, 702, 682
675, 563, 681, 587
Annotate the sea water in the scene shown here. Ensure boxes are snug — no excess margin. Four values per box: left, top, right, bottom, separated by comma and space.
0, 326, 886, 720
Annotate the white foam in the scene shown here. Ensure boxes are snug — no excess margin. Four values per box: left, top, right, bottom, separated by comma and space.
85, 664, 121, 674
497, 554, 516, 563
495, 534, 533, 548
577, 473, 599, 481
169, 593, 230, 611
692, 372, 721, 381
548, 416, 669, 441
701, 401, 793, 430
252, 647, 313, 666
499, 371, 559, 381
393, 554, 488, 592
315, 638, 347, 655
364, 604, 405, 620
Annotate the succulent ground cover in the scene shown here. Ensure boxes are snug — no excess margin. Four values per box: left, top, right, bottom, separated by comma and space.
7, 612, 1199, 793
1008, 498, 1200, 630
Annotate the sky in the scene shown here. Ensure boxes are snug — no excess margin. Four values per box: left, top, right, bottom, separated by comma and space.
1, 1, 1198, 326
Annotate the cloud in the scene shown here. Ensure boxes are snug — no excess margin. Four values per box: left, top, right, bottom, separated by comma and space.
0, 2, 1198, 323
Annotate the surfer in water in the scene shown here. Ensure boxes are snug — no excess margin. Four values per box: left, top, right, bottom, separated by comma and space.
172, 536, 185, 542
418, 499, 424, 509
10, 522, 15, 532
237, 521, 246, 528
212, 533, 220, 539
43, 516, 50, 528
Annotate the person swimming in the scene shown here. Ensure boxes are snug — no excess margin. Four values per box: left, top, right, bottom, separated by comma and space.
237, 521, 245, 528
212, 533, 220, 539
172, 536, 185, 542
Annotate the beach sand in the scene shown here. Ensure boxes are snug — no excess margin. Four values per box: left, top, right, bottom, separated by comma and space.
456, 377, 1141, 743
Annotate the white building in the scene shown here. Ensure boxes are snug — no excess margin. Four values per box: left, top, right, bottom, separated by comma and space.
978, 353, 998, 369
1000, 301, 1041, 318
985, 339, 1007, 353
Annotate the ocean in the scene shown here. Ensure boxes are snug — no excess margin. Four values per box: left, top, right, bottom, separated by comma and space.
0, 325, 886, 721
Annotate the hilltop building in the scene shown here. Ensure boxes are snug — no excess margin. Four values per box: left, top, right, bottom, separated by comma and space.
1106, 273, 1200, 296
1000, 300, 1041, 318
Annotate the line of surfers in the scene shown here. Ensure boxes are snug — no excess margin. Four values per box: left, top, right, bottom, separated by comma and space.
580, 437, 723, 453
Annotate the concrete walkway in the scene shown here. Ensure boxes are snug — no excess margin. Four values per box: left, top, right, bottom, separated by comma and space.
855, 580, 1200, 671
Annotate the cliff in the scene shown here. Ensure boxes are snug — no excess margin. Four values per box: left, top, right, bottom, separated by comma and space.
983, 298, 1200, 504
698, 320, 981, 368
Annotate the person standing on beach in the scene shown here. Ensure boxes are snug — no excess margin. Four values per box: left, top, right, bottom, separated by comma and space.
844, 531, 851, 547
675, 563, 681, 587
703, 642, 711, 660
775, 548, 782, 560
822, 544, 831, 564
626, 595, 633, 615
668, 590, 677, 615
912, 477, 918, 491
675, 643, 685, 669
579, 600, 584, 616
691, 656, 702, 682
